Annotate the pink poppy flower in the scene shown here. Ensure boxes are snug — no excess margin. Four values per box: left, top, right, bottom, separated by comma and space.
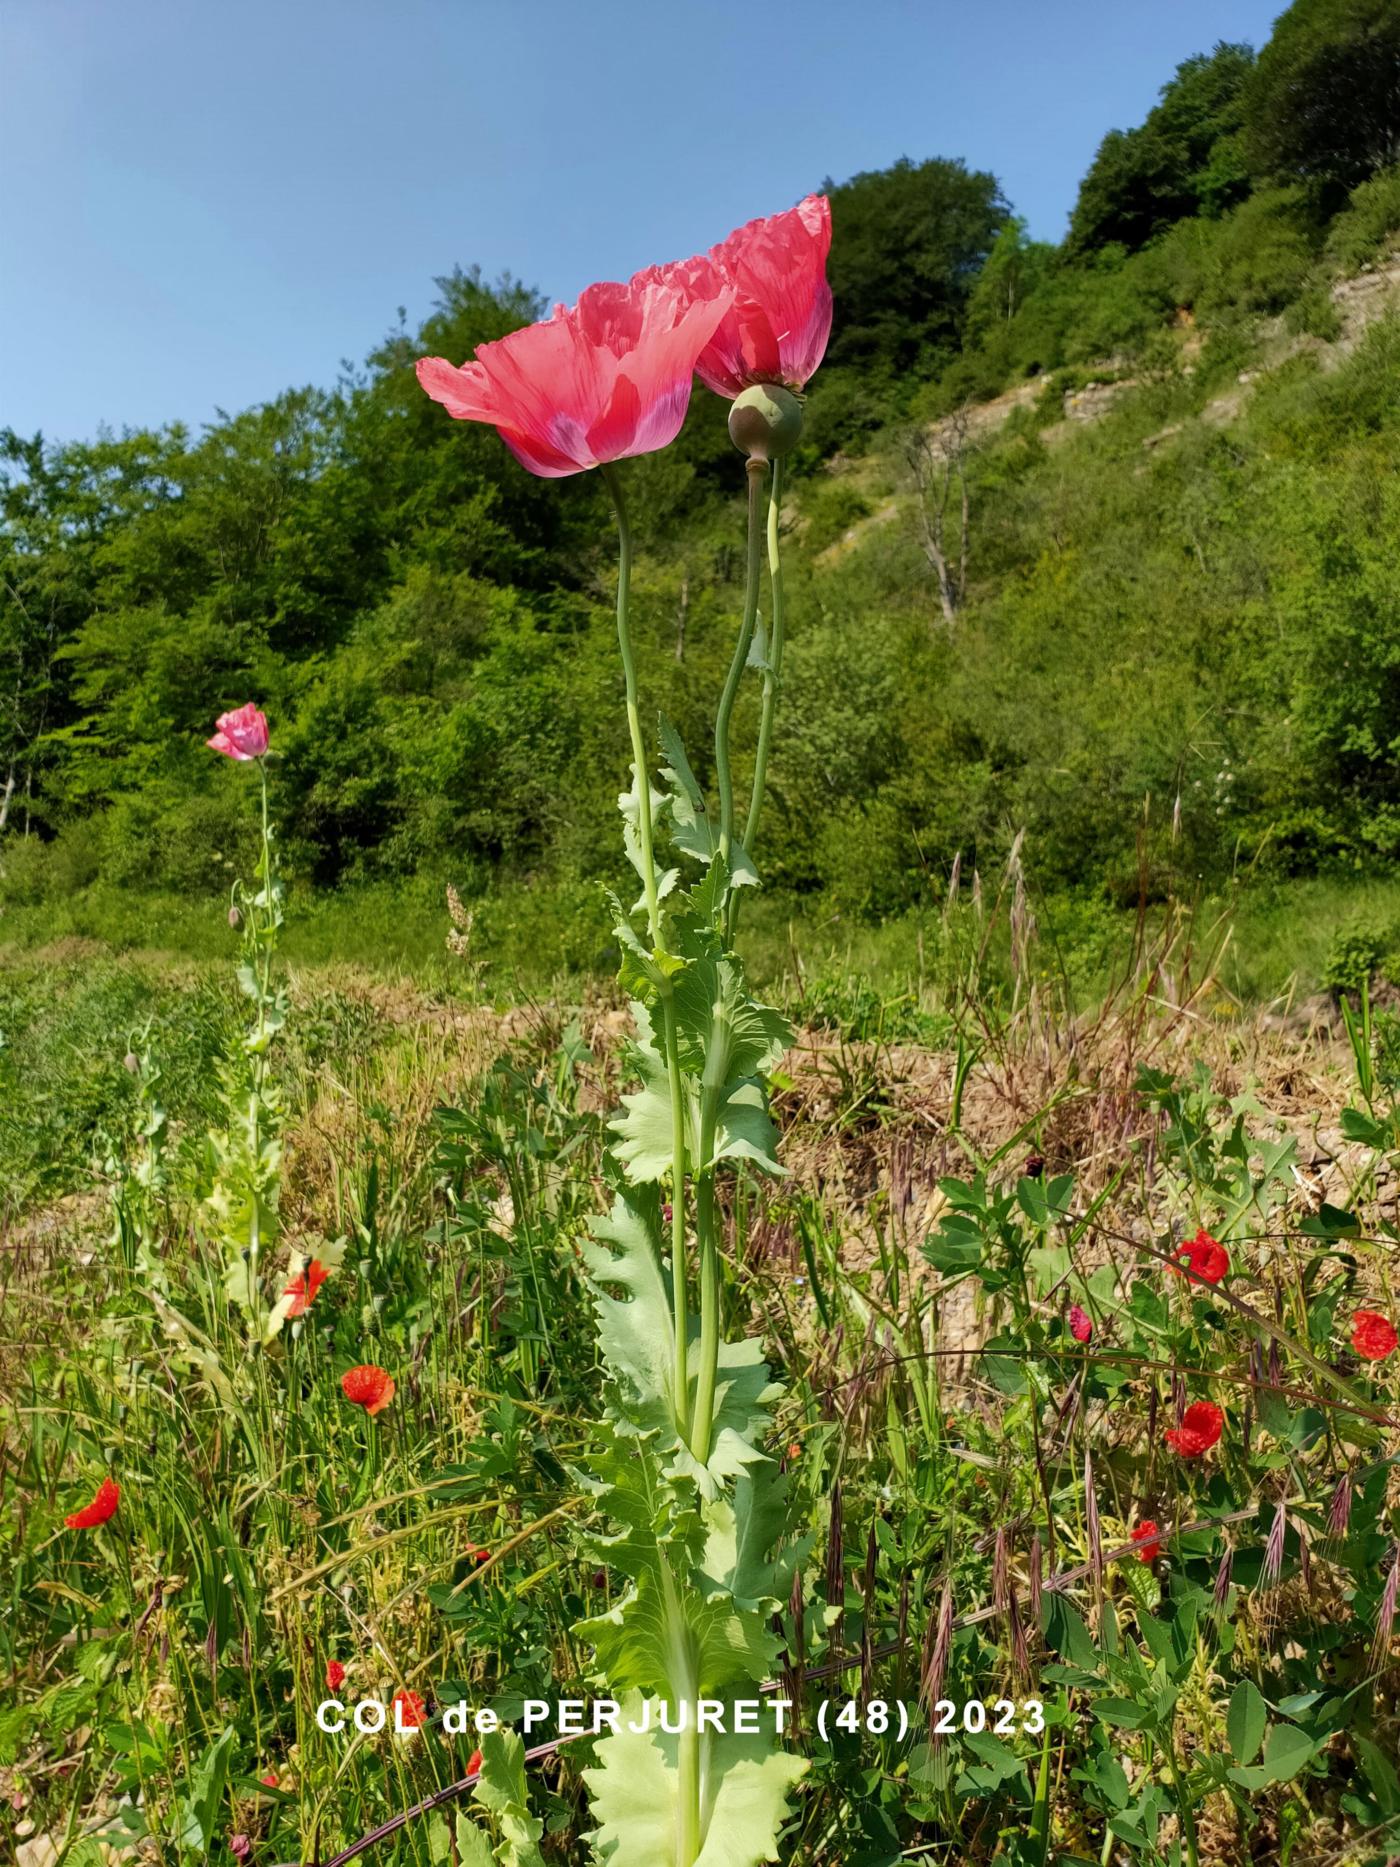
64, 1474, 120, 1529
1067, 1304, 1093, 1343
415, 267, 731, 478
1170, 1229, 1230, 1285
283, 1259, 328, 1318
1164, 1401, 1224, 1459
687, 194, 833, 398
1353, 1310, 1398, 1361
207, 703, 269, 761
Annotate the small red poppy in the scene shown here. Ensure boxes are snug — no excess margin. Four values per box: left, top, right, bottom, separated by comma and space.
260, 1770, 279, 1788
467, 1545, 491, 1566
467, 1747, 483, 1776
786, 1441, 802, 1460
342, 1364, 396, 1416
1132, 1520, 1163, 1563
1164, 1401, 1224, 1458
392, 1688, 426, 1730
1068, 1304, 1093, 1343
325, 1659, 346, 1692
64, 1475, 120, 1529
1171, 1230, 1230, 1285
1352, 1310, 1398, 1361
284, 1259, 329, 1317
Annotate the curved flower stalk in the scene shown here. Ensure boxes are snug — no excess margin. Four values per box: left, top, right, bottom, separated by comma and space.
682, 196, 833, 932
416, 223, 826, 1866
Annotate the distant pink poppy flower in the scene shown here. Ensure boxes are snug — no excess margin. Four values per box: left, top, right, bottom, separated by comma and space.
684, 194, 833, 398
207, 704, 269, 761
1067, 1304, 1093, 1343
1164, 1401, 1224, 1459
415, 267, 731, 478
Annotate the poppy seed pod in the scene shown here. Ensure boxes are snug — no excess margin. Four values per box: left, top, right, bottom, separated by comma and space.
728, 383, 804, 461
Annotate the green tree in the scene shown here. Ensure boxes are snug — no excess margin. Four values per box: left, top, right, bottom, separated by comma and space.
1068, 43, 1257, 254
821, 156, 1010, 382
1243, 0, 1400, 194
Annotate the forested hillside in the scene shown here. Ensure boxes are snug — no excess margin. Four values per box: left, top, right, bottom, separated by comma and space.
3, 0, 1399, 958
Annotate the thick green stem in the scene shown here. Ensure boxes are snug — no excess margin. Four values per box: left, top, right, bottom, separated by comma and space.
661, 994, 691, 1437
677, 1722, 702, 1865
691, 1099, 721, 1465
743, 457, 786, 857
602, 464, 661, 943
601, 463, 691, 1436
714, 457, 768, 875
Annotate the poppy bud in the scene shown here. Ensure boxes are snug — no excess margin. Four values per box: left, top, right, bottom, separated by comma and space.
123, 1052, 140, 1074
728, 383, 803, 461
228, 904, 242, 928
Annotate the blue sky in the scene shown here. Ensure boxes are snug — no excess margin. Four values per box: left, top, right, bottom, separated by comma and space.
2, 0, 1285, 445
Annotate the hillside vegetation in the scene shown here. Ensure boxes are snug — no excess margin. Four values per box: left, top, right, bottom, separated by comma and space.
3, 0, 1399, 987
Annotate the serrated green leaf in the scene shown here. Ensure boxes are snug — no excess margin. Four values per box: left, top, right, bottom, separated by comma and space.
474, 1728, 545, 1867
584, 1191, 782, 1496
658, 717, 759, 889
454, 1814, 497, 1867
584, 1693, 806, 1867
610, 984, 788, 1183
585, 1187, 677, 1421
699, 1459, 806, 1611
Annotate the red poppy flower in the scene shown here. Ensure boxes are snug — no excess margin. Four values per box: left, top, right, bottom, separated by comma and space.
325, 1659, 346, 1692
682, 195, 833, 397
392, 1689, 426, 1731
341, 1364, 396, 1416
64, 1475, 120, 1529
467, 1545, 491, 1567
1353, 1310, 1398, 1361
1132, 1520, 1163, 1563
260, 1770, 279, 1788
1068, 1304, 1093, 1343
1164, 1401, 1224, 1458
284, 1259, 328, 1318
207, 703, 269, 761
467, 1748, 483, 1777
1170, 1229, 1230, 1285
416, 268, 731, 478
786, 1441, 802, 1460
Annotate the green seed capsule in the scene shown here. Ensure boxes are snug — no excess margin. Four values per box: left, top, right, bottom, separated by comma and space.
727, 383, 804, 461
